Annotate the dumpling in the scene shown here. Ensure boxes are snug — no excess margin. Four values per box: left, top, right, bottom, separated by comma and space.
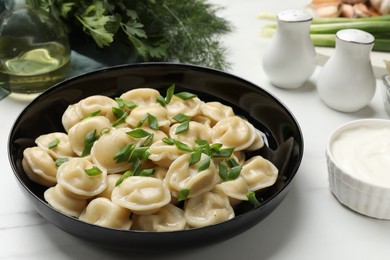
119, 88, 160, 106
200, 101, 235, 126
62, 95, 117, 132
132, 203, 187, 232
169, 121, 212, 146
56, 157, 108, 199
35, 132, 76, 159
96, 174, 123, 200
79, 197, 132, 230
214, 176, 249, 206
125, 103, 170, 129
22, 147, 57, 187
111, 176, 171, 215
68, 116, 112, 156
90, 127, 135, 173
184, 191, 234, 228
245, 129, 265, 151
44, 184, 87, 217
211, 116, 256, 151
148, 140, 186, 168
240, 156, 278, 191
166, 95, 202, 120
164, 153, 220, 199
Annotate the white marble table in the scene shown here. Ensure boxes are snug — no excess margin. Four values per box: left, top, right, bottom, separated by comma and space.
1, 1, 390, 259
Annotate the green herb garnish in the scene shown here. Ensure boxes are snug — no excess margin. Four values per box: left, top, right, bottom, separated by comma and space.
197, 156, 211, 172
48, 138, 60, 149
85, 166, 103, 176
177, 188, 190, 201
136, 113, 159, 130
175, 92, 197, 100
157, 84, 176, 106
246, 191, 261, 207
218, 159, 242, 181
55, 158, 68, 167
127, 128, 152, 139
82, 110, 101, 120
115, 97, 137, 110
113, 143, 134, 163
81, 129, 98, 157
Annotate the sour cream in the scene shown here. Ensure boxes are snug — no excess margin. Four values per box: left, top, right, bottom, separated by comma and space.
331, 120, 390, 187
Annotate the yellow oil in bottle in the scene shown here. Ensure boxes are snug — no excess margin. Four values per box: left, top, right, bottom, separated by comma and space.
0, 38, 70, 94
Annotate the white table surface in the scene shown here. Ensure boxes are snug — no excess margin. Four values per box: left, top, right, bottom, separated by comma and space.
1, 1, 390, 259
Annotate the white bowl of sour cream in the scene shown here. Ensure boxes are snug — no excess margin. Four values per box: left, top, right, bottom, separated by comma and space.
327, 119, 390, 219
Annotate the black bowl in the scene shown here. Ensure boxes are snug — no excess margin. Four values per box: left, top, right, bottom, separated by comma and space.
8, 63, 303, 250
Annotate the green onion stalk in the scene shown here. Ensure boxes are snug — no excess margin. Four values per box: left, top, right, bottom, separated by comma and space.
258, 12, 390, 52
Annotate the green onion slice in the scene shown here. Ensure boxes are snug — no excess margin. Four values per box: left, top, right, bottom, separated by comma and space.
81, 129, 97, 157
48, 138, 60, 149
197, 156, 211, 172
247, 191, 261, 207
113, 143, 134, 163
85, 166, 102, 176
175, 92, 197, 100
82, 110, 101, 120
175, 121, 189, 134
127, 128, 151, 138
177, 188, 190, 201
55, 158, 68, 168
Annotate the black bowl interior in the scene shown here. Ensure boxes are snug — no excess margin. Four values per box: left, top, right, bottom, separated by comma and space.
8, 62, 304, 250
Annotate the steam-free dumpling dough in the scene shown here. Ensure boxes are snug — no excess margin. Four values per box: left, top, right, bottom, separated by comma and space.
90, 127, 135, 173
44, 184, 87, 217
96, 174, 122, 200
119, 88, 160, 106
111, 176, 171, 215
212, 116, 257, 151
79, 197, 132, 230
200, 101, 235, 126
35, 132, 76, 159
56, 157, 108, 199
169, 121, 212, 146
166, 95, 202, 119
22, 147, 57, 187
126, 103, 170, 129
132, 203, 187, 232
240, 156, 278, 191
68, 116, 112, 156
62, 95, 117, 132
184, 191, 234, 228
214, 176, 249, 206
164, 153, 220, 198
148, 140, 186, 168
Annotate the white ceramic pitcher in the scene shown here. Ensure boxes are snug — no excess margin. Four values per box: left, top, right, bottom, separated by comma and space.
262, 9, 316, 89
317, 29, 376, 113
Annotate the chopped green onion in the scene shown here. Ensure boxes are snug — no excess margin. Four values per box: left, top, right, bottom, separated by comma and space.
136, 113, 159, 130
81, 129, 97, 157
175, 91, 197, 100
113, 143, 134, 163
218, 159, 242, 181
55, 158, 68, 167
212, 147, 234, 157
115, 170, 132, 186
112, 106, 125, 118
157, 95, 167, 107
129, 146, 149, 162
127, 128, 151, 138
100, 127, 111, 135
142, 133, 154, 147
174, 139, 193, 152
189, 149, 202, 166
85, 166, 102, 176
48, 138, 60, 149
139, 168, 155, 177
177, 188, 190, 201
246, 191, 261, 207
147, 113, 159, 130
162, 137, 175, 145
173, 113, 191, 123
82, 110, 101, 120
112, 110, 129, 127
197, 156, 211, 172
226, 158, 240, 168
165, 84, 175, 104
175, 121, 190, 134
115, 97, 137, 110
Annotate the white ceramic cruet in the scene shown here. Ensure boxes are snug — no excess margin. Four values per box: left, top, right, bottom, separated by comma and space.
262, 9, 316, 89
317, 29, 376, 112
